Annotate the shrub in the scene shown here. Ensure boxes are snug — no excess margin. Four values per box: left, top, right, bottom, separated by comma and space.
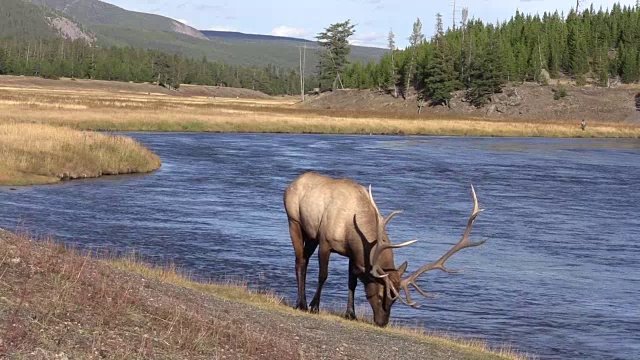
553, 86, 568, 100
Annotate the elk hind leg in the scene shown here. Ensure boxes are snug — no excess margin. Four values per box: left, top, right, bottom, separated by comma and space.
309, 244, 330, 313
289, 220, 315, 311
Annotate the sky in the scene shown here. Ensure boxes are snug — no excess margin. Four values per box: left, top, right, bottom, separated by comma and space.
102, 0, 638, 48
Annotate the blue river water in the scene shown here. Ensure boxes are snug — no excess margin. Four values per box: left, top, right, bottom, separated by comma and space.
1, 133, 639, 359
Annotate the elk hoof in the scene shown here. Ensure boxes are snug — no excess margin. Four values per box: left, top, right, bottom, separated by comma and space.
309, 305, 320, 314
295, 303, 308, 311
344, 311, 357, 320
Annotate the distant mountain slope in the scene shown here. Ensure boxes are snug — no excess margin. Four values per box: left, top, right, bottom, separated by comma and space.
28, 0, 206, 39
0, 0, 94, 41
4, 0, 385, 69
201, 30, 315, 44
200, 30, 387, 69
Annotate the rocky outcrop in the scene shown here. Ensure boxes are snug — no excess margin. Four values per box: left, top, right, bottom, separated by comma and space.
48, 17, 96, 43
171, 20, 207, 40
446, 86, 526, 116
539, 69, 551, 84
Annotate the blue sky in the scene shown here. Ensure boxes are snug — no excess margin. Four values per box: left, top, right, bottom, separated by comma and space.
103, 0, 638, 47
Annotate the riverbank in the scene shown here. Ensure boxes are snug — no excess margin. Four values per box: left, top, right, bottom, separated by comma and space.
0, 123, 161, 186
0, 229, 524, 359
1, 77, 638, 138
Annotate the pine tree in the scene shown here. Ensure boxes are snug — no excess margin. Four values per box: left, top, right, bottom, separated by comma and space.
424, 17, 457, 106
620, 45, 640, 83
567, 11, 588, 83
467, 35, 506, 107
459, 8, 470, 84
593, 45, 610, 86
387, 29, 399, 97
404, 18, 424, 98
316, 20, 356, 90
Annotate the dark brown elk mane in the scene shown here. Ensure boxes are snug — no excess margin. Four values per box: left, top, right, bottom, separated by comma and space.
283, 171, 486, 326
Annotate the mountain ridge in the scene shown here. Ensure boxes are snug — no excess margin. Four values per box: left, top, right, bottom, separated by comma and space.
27, 0, 207, 40
7, 0, 385, 68
200, 30, 316, 44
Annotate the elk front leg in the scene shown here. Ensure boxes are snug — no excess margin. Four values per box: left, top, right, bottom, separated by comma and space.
345, 259, 358, 320
290, 220, 316, 311
309, 244, 330, 313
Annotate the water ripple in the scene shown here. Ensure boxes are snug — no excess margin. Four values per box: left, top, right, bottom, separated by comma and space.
1, 134, 639, 359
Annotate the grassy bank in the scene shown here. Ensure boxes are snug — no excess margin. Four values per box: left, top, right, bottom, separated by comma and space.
0, 85, 639, 138
0, 230, 527, 359
0, 123, 161, 186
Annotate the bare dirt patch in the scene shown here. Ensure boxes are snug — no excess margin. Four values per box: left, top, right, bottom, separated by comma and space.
300, 83, 640, 123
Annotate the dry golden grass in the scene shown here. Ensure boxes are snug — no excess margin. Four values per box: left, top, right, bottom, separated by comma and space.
0, 123, 161, 186
112, 255, 530, 360
0, 230, 301, 359
0, 84, 638, 138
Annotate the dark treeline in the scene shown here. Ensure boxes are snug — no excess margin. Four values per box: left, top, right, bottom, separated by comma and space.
0, 37, 317, 95
342, 3, 640, 106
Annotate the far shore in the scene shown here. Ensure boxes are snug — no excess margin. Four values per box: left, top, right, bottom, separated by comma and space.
0, 76, 639, 139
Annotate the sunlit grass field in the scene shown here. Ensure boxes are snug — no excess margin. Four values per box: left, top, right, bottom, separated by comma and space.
0, 123, 161, 185
1, 82, 638, 138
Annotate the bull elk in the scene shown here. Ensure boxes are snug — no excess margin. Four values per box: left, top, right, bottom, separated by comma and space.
283, 172, 486, 327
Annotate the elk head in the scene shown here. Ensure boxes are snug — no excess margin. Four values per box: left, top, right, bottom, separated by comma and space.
364, 185, 486, 327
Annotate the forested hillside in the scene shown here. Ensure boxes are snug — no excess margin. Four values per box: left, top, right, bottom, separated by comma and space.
3, 1, 639, 100
0, 0, 56, 39
0, 0, 92, 41
0, 37, 313, 95
341, 3, 640, 106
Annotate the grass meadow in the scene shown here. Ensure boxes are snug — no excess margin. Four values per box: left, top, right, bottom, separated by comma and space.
0, 84, 638, 138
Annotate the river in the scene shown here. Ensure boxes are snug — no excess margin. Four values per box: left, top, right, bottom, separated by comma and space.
1, 133, 639, 359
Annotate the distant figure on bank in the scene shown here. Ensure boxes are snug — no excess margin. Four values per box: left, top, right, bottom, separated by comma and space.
581, 119, 587, 131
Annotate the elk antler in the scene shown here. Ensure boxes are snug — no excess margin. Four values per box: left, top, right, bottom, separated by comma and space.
367, 185, 381, 216
370, 239, 417, 279
398, 185, 486, 308
366, 185, 415, 279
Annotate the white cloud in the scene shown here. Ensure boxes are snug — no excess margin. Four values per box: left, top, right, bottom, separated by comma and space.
271, 26, 307, 38
349, 32, 385, 47
208, 26, 239, 32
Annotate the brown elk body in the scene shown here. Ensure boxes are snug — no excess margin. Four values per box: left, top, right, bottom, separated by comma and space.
283, 171, 486, 327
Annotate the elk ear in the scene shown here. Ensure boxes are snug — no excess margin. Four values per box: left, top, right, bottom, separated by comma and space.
396, 261, 408, 277
353, 213, 376, 244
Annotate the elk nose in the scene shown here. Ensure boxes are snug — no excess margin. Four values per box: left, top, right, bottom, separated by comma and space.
374, 317, 389, 327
